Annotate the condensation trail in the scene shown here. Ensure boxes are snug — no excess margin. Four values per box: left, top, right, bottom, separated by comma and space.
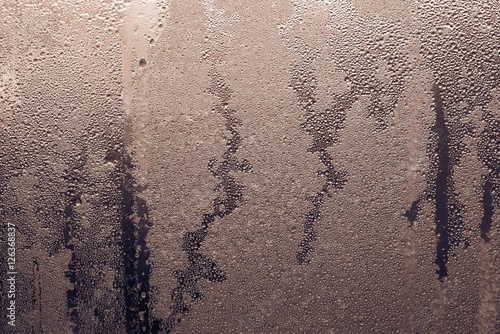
406, 0, 498, 284
280, 0, 409, 264
279, 3, 348, 265
121, 151, 154, 333
153, 2, 252, 333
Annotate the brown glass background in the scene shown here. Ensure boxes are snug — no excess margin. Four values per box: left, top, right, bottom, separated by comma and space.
0, 1, 499, 333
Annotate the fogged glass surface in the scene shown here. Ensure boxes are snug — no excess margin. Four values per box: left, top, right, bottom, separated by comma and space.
0, 1, 499, 333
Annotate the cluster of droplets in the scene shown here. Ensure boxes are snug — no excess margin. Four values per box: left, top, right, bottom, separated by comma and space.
283, 0, 411, 264
477, 113, 500, 242
406, 0, 499, 280
328, 0, 411, 130
121, 150, 156, 334
283, 14, 348, 263
156, 15, 252, 328
0, 3, 127, 332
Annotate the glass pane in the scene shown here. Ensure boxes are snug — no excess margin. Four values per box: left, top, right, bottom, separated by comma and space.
1, 1, 498, 333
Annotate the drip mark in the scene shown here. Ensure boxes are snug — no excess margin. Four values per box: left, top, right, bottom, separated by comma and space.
33, 258, 42, 334
290, 58, 347, 264
431, 83, 453, 281
153, 70, 252, 334
121, 151, 153, 334
404, 198, 421, 226
63, 153, 87, 333
284, 12, 408, 264
297, 149, 347, 264
478, 115, 499, 243
480, 178, 493, 242
406, 84, 470, 281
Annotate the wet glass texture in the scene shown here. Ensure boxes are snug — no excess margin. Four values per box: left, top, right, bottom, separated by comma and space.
0, 1, 499, 333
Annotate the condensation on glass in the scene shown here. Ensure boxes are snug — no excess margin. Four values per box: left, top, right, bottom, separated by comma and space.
0, 1, 498, 333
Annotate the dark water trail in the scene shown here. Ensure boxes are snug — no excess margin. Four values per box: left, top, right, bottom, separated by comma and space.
406, 83, 470, 281
431, 83, 452, 281
63, 151, 87, 333
478, 115, 499, 243
152, 69, 252, 334
480, 178, 493, 242
121, 142, 153, 333
289, 48, 348, 264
